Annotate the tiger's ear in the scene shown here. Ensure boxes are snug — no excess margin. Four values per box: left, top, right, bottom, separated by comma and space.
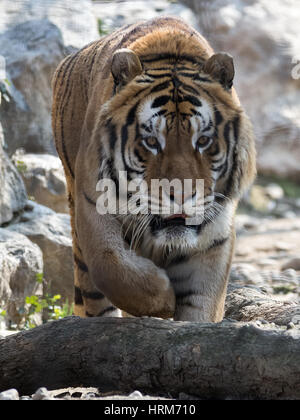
203, 53, 234, 90
111, 48, 143, 91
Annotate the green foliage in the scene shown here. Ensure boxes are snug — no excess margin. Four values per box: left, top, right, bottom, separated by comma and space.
97, 18, 109, 36
22, 273, 73, 329
257, 175, 300, 199
272, 285, 297, 295
24, 292, 73, 329
15, 159, 27, 174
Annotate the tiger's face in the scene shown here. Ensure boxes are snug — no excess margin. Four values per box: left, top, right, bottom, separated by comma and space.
98, 49, 255, 253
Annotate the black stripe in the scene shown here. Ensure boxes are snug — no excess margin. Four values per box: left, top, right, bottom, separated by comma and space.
57, 52, 78, 95
151, 95, 170, 108
134, 147, 146, 164
224, 116, 240, 197
178, 95, 202, 107
169, 254, 189, 265
74, 286, 83, 305
141, 53, 201, 65
58, 53, 80, 179
121, 103, 144, 175
214, 106, 224, 126
150, 80, 171, 93
176, 72, 197, 78
97, 306, 117, 317
84, 192, 96, 206
107, 120, 118, 149
175, 290, 197, 300
219, 120, 231, 177
193, 75, 213, 83
60, 105, 75, 179
176, 301, 199, 309
82, 290, 105, 300
179, 83, 199, 96
206, 237, 229, 251
74, 254, 88, 272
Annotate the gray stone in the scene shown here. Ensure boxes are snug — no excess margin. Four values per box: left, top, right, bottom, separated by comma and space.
17, 200, 55, 223
0, 0, 98, 155
32, 387, 52, 400
0, 228, 43, 325
129, 390, 143, 398
0, 0, 99, 49
265, 184, 284, 201
13, 152, 68, 213
0, 20, 68, 155
0, 388, 19, 400
0, 124, 27, 225
93, 0, 197, 34
282, 258, 300, 271
7, 213, 73, 303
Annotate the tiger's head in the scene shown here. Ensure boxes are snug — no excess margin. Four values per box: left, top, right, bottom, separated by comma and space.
96, 31, 256, 254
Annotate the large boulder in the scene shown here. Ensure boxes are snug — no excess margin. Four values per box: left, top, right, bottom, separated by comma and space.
0, 19, 68, 155
0, 0, 99, 156
93, 0, 197, 34
0, 0, 99, 50
181, 0, 300, 180
0, 124, 27, 226
7, 212, 74, 304
0, 228, 43, 326
13, 152, 68, 213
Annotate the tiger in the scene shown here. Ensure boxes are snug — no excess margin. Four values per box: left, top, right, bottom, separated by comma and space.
52, 16, 256, 322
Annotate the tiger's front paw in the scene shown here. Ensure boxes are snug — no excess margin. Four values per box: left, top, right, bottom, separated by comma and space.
142, 265, 176, 319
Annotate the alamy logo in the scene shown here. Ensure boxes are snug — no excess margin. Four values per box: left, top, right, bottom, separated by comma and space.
96, 171, 206, 226
291, 56, 300, 80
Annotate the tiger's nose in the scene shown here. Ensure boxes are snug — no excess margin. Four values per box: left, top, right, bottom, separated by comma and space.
169, 190, 196, 205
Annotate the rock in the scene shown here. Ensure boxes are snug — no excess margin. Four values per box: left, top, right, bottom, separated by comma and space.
0, 388, 19, 400
129, 390, 143, 398
0, 20, 68, 156
180, 0, 300, 180
7, 213, 73, 303
0, 124, 27, 225
0, 0, 99, 49
230, 264, 265, 286
282, 258, 300, 271
0, 228, 43, 326
17, 200, 55, 223
32, 387, 52, 400
0, 0, 98, 155
265, 184, 284, 201
93, 0, 197, 34
12, 151, 68, 213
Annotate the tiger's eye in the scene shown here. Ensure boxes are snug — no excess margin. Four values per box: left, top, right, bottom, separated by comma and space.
142, 137, 161, 154
146, 137, 158, 147
196, 136, 213, 152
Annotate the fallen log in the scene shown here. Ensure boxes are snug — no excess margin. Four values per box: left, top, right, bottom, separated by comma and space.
0, 312, 300, 399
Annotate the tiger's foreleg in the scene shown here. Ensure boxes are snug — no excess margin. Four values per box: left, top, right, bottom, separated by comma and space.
167, 231, 235, 322
67, 188, 122, 318
75, 195, 175, 318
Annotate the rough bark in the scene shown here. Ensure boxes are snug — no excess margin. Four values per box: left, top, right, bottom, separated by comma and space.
1, 288, 300, 399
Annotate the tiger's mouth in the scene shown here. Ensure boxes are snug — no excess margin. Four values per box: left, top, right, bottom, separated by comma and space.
150, 214, 199, 233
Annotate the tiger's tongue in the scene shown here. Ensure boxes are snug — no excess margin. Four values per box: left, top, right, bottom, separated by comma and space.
166, 214, 187, 220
